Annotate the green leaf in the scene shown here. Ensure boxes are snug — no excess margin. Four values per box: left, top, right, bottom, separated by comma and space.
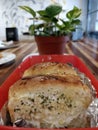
66, 6, 81, 20
29, 24, 35, 35
37, 11, 51, 22
45, 4, 62, 17
40, 16, 51, 22
37, 9, 58, 23
71, 19, 81, 25
37, 10, 47, 17
19, 6, 36, 17
37, 10, 52, 22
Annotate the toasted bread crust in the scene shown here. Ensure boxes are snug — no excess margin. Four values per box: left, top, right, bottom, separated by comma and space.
23, 62, 78, 78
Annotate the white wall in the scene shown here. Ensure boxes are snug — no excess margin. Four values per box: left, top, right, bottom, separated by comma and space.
0, 0, 87, 40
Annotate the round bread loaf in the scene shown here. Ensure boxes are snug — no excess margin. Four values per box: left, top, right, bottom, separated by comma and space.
8, 74, 92, 128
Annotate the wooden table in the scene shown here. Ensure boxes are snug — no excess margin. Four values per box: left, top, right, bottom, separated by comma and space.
0, 38, 37, 86
0, 37, 98, 86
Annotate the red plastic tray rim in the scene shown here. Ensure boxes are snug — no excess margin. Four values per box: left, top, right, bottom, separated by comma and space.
0, 54, 98, 130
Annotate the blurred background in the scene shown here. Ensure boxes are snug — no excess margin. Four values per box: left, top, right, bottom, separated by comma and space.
0, 0, 90, 41
0, 0, 98, 41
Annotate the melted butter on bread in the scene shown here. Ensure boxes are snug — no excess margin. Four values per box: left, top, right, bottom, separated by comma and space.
8, 74, 92, 128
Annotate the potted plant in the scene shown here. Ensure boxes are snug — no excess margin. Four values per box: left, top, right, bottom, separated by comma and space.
19, 4, 81, 54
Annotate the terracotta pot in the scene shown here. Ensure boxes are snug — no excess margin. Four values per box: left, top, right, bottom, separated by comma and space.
35, 36, 69, 55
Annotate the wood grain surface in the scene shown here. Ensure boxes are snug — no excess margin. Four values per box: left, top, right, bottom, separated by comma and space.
0, 37, 98, 86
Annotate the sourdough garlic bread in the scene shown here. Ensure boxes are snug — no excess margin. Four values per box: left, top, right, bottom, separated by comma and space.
22, 62, 78, 78
8, 74, 92, 128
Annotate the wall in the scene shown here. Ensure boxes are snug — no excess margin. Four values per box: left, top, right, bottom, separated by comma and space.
87, 0, 98, 32
0, 0, 87, 40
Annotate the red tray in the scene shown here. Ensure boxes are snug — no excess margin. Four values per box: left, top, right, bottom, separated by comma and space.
0, 55, 98, 130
